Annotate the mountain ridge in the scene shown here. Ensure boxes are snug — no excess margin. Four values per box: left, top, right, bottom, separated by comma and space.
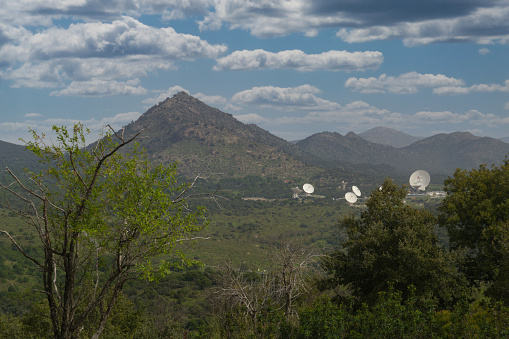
295, 129, 509, 174
121, 92, 319, 178
1, 93, 509, 180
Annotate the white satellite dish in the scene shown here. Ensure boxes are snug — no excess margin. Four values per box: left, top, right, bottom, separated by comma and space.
409, 170, 431, 190
291, 187, 303, 198
352, 185, 361, 197
303, 183, 314, 194
345, 192, 358, 204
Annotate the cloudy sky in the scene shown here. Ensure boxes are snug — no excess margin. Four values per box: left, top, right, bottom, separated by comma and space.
1, 0, 509, 144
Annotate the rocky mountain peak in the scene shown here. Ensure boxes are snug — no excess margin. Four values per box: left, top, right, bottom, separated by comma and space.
120, 92, 316, 178
158, 91, 206, 110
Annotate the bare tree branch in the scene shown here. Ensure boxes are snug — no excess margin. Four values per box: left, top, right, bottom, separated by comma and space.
0, 230, 42, 269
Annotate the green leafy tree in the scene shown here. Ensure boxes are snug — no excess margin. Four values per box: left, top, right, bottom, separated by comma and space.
322, 178, 465, 307
0, 124, 207, 339
439, 158, 509, 302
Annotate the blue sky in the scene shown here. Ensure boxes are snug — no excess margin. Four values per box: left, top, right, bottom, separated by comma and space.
1, 0, 509, 144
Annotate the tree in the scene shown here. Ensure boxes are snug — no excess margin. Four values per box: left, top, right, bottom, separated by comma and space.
0, 124, 207, 339
268, 238, 315, 319
439, 158, 509, 302
321, 178, 465, 307
211, 238, 315, 337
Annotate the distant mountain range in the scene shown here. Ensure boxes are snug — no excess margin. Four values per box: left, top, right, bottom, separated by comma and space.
359, 126, 509, 148
297, 130, 509, 174
358, 127, 422, 148
2, 92, 509, 182
0, 140, 40, 177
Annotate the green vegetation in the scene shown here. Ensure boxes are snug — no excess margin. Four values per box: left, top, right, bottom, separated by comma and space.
440, 157, 509, 303
1, 124, 206, 338
321, 178, 467, 307
2, 124, 509, 338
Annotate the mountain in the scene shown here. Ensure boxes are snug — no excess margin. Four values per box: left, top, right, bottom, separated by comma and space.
500, 136, 509, 144
296, 131, 407, 168
403, 132, 509, 173
358, 127, 422, 148
121, 92, 319, 178
0, 140, 40, 177
0, 140, 42, 206
296, 131, 424, 173
2, 93, 508, 183
296, 130, 509, 174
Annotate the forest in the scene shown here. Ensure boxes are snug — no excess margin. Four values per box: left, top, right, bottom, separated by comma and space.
1, 124, 509, 338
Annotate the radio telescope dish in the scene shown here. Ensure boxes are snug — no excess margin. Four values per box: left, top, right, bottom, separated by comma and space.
303, 183, 314, 194
409, 170, 430, 190
345, 192, 358, 204
352, 186, 361, 197
291, 187, 303, 199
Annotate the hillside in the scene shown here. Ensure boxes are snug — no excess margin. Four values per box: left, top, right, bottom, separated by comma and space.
122, 92, 319, 178
0, 140, 40, 173
296, 131, 419, 171
359, 126, 422, 148
2, 94, 509, 182
402, 132, 509, 173
297, 131, 509, 175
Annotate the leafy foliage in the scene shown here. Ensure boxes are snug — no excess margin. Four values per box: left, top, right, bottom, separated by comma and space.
321, 178, 466, 307
439, 157, 509, 302
0, 123, 206, 338
296, 289, 509, 339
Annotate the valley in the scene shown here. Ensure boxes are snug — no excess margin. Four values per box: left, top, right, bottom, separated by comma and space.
0, 92, 508, 337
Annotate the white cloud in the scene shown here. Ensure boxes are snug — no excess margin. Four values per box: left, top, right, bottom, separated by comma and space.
24, 113, 43, 118
198, 0, 316, 37
2, 0, 509, 47
479, 48, 490, 55
1, 17, 227, 64
157, 0, 215, 20
2, 61, 64, 88
0, 57, 176, 89
433, 80, 509, 95
289, 100, 403, 127
414, 110, 468, 123
0, 17, 227, 94
345, 72, 465, 94
142, 85, 190, 105
413, 109, 507, 126
0, 111, 141, 144
50, 79, 148, 97
194, 92, 241, 111
0, 121, 30, 134
141, 86, 241, 111
241, 89, 509, 135
268, 130, 311, 142
193, 0, 509, 46
232, 85, 341, 111
432, 86, 471, 95
336, 6, 509, 46
214, 49, 383, 71
100, 111, 142, 126
0, 0, 140, 26
234, 113, 269, 124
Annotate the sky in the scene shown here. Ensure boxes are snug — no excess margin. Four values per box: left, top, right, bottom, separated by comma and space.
1, 0, 509, 145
